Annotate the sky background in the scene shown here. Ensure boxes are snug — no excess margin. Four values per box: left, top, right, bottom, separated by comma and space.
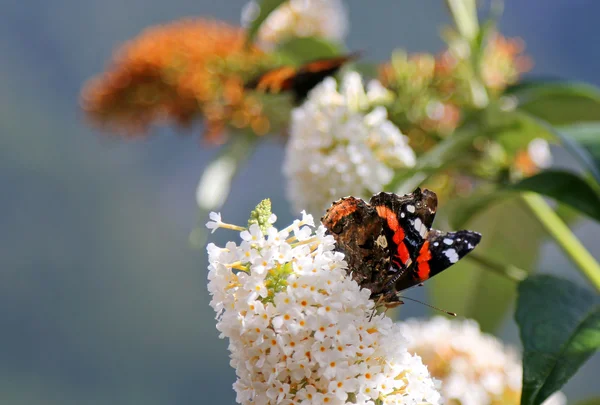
1, 0, 599, 403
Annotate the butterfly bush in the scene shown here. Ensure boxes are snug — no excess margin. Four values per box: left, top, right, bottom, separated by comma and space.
242, 0, 348, 49
80, 18, 275, 141
399, 317, 566, 405
206, 205, 441, 405
283, 72, 417, 216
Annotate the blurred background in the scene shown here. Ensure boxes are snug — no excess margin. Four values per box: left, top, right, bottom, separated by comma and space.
1, 0, 599, 403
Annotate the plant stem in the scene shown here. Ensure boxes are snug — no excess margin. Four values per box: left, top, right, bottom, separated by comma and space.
522, 192, 600, 291
445, 0, 479, 41
466, 252, 528, 283
445, 0, 489, 108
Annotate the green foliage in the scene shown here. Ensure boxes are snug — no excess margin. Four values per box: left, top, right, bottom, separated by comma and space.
484, 108, 600, 186
508, 80, 600, 126
525, 116, 600, 186
512, 171, 600, 222
447, 188, 505, 230
516, 275, 600, 405
430, 198, 545, 333
244, 0, 288, 46
273, 37, 342, 65
449, 170, 600, 229
488, 85, 600, 189
391, 124, 481, 193
484, 109, 554, 153
561, 122, 600, 172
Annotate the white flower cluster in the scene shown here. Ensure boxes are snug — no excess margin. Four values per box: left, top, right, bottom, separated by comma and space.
283, 72, 416, 216
399, 317, 567, 405
207, 212, 441, 405
242, 0, 348, 49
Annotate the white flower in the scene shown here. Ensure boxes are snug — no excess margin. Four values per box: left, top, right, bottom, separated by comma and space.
399, 316, 567, 405
527, 138, 552, 169
205, 212, 224, 233
207, 212, 441, 405
283, 71, 416, 216
241, 0, 348, 49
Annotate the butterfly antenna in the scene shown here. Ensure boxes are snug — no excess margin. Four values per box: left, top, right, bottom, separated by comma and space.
399, 295, 457, 317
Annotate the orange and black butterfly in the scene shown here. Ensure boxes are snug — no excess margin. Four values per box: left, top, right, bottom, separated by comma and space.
246, 53, 359, 103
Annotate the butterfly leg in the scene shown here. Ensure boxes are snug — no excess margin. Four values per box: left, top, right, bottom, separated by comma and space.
368, 294, 387, 321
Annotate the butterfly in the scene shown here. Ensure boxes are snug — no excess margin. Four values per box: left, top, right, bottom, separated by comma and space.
245, 53, 359, 103
321, 188, 482, 308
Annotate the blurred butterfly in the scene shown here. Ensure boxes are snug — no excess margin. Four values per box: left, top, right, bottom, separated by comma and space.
245, 53, 359, 103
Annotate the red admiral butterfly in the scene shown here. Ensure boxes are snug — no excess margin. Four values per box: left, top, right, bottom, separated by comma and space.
245, 53, 358, 103
321, 188, 481, 309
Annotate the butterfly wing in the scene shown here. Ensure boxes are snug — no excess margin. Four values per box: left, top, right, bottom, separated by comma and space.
290, 54, 358, 101
322, 197, 390, 293
392, 228, 482, 292
245, 66, 297, 94
369, 188, 438, 270
246, 53, 358, 103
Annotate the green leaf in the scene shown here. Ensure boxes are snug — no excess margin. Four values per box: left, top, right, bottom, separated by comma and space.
273, 37, 342, 65
560, 122, 600, 169
449, 170, 600, 230
430, 197, 545, 333
510, 81, 600, 126
511, 171, 600, 223
245, 0, 288, 46
505, 77, 566, 94
516, 275, 600, 405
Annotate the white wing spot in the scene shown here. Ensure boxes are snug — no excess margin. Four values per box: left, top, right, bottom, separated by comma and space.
456, 238, 461, 242
406, 205, 415, 213
467, 243, 473, 249
414, 218, 427, 238
443, 238, 453, 245
400, 212, 405, 218
443, 249, 459, 263
434, 242, 439, 247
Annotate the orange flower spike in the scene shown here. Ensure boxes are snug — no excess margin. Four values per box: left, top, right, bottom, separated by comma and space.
81, 18, 268, 142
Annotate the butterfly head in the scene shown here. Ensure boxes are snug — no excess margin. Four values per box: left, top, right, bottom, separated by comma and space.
410, 187, 438, 228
